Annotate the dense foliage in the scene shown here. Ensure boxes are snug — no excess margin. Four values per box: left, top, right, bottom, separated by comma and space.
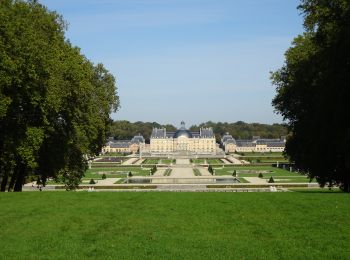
271, 0, 350, 191
109, 120, 287, 142
189, 121, 287, 140
109, 120, 176, 142
0, 0, 119, 191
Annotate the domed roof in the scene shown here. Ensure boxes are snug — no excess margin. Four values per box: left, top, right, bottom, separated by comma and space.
173, 121, 192, 138
173, 129, 193, 138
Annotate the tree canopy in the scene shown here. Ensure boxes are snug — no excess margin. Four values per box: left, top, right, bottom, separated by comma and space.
271, 0, 350, 191
0, 0, 119, 191
189, 121, 287, 141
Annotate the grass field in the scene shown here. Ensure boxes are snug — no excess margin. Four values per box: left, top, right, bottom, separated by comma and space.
0, 192, 349, 259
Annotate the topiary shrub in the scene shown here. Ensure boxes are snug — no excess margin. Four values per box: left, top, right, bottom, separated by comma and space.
89, 179, 96, 184
258, 173, 263, 178
36, 176, 42, 185
102, 174, 107, 179
268, 176, 274, 183
128, 171, 133, 177
150, 165, 157, 175
208, 165, 213, 175
232, 170, 237, 177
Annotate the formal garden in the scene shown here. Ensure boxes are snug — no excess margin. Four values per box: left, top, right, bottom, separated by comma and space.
59, 160, 311, 185
213, 166, 316, 183
234, 152, 289, 164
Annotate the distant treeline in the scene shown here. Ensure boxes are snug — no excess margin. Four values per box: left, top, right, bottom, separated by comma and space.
189, 121, 287, 140
109, 121, 287, 142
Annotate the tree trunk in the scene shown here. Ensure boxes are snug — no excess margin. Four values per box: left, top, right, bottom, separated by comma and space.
14, 163, 25, 192
343, 172, 350, 193
14, 173, 24, 192
1, 173, 8, 192
8, 174, 16, 192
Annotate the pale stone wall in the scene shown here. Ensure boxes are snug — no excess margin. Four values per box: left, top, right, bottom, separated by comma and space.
102, 146, 130, 153
235, 145, 284, 153
150, 138, 173, 153
150, 136, 216, 154
235, 146, 255, 153
255, 144, 267, 152
224, 143, 236, 153
102, 138, 145, 154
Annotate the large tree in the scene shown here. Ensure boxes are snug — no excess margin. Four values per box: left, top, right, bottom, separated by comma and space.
271, 0, 350, 191
0, 0, 119, 191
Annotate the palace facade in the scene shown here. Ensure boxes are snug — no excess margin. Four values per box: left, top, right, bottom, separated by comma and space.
221, 133, 286, 153
102, 135, 145, 154
150, 121, 216, 155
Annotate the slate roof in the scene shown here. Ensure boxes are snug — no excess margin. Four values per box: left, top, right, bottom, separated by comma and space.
235, 138, 285, 148
221, 133, 235, 143
256, 139, 284, 145
151, 124, 215, 139
131, 135, 145, 144
200, 128, 214, 138
266, 142, 286, 147
174, 129, 193, 138
151, 128, 166, 138
225, 139, 236, 145
109, 140, 130, 148
236, 140, 256, 147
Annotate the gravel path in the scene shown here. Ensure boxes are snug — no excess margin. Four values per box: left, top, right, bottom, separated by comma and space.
153, 169, 165, 176
176, 159, 190, 165
244, 177, 268, 184
122, 158, 138, 165
198, 168, 211, 176
171, 167, 194, 177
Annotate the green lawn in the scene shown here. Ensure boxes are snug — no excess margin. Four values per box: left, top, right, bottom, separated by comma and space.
191, 159, 205, 164
83, 167, 151, 179
215, 166, 301, 176
258, 159, 289, 163
236, 152, 288, 164
47, 168, 152, 183
142, 159, 159, 164
214, 166, 313, 183
207, 159, 223, 164
245, 158, 288, 163
238, 177, 249, 183
267, 177, 317, 183
0, 192, 349, 259
237, 152, 284, 156
159, 159, 174, 165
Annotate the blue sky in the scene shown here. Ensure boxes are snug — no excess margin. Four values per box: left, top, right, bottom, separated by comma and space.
41, 0, 304, 127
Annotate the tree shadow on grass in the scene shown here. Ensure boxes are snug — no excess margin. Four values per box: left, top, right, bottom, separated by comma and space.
290, 188, 343, 193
